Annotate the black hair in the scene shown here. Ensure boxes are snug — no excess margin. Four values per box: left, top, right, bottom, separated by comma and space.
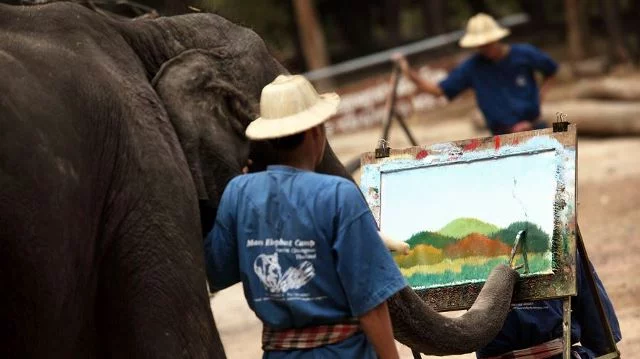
268, 132, 306, 152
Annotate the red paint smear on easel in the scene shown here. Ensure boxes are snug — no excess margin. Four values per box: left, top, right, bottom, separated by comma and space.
463, 139, 480, 152
494, 136, 501, 150
416, 149, 428, 159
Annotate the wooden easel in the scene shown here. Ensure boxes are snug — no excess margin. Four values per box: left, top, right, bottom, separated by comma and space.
344, 64, 418, 174
364, 83, 620, 358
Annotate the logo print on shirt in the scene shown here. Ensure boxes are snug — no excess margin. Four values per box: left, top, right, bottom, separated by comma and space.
515, 75, 527, 87
254, 252, 315, 293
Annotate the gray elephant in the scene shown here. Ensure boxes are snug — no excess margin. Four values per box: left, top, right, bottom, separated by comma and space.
0, 2, 518, 358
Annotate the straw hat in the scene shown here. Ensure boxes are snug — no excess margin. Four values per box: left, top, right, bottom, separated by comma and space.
459, 13, 510, 48
245, 74, 340, 140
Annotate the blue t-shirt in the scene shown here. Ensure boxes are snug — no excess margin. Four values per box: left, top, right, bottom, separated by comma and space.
439, 44, 558, 134
477, 251, 622, 358
204, 165, 407, 358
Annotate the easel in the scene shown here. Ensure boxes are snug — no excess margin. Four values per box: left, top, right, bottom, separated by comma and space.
344, 64, 418, 174
366, 72, 620, 357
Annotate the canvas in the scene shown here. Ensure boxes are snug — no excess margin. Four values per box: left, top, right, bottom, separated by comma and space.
360, 126, 577, 311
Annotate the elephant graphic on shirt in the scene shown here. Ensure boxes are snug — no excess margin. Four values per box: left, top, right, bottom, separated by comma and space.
254, 253, 315, 293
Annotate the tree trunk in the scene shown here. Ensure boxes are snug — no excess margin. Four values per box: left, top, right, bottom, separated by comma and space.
540, 100, 640, 136
600, 0, 634, 65
573, 77, 640, 101
421, 0, 446, 36
564, 0, 590, 69
291, 0, 330, 71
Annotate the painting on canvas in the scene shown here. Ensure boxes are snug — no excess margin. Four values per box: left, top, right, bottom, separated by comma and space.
360, 126, 577, 310
381, 150, 556, 290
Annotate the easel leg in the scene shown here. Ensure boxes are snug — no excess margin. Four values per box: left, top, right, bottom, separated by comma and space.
576, 225, 620, 358
562, 297, 572, 359
395, 112, 419, 146
382, 66, 401, 141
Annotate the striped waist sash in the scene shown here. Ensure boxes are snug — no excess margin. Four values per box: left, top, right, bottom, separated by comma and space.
262, 319, 360, 351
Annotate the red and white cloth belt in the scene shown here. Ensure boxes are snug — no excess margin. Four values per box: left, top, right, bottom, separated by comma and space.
262, 319, 360, 351
481, 338, 567, 359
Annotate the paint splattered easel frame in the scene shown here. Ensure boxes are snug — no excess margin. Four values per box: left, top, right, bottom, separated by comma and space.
359, 125, 578, 311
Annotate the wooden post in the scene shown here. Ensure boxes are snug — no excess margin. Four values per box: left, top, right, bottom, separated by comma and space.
600, 0, 634, 66
292, 0, 330, 71
564, 0, 590, 72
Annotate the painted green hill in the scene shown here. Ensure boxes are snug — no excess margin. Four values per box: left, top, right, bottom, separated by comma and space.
437, 218, 500, 239
406, 231, 458, 249
491, 221, 552, 253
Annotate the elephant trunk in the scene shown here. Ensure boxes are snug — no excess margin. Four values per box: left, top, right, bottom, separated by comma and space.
388, 264, 519, 355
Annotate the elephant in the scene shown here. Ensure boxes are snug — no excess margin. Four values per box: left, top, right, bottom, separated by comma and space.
0, 2, 518, 358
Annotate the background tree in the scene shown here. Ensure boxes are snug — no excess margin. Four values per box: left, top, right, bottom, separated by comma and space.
291, 0, 329, 71
600, 0, 634, 66
564, 0, 591, 69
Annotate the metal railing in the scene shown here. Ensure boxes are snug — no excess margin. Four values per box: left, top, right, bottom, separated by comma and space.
302, 13, 530, 82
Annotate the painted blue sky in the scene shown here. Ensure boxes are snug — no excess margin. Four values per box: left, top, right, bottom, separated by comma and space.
379, 151, 557, 240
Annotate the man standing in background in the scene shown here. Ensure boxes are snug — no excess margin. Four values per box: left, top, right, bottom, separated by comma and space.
393, 13, 556, 135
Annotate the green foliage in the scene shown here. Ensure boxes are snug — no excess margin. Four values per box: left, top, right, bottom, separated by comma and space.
406, 231, 457, 249
437, 218, 500, 239
491, 221, 551, 253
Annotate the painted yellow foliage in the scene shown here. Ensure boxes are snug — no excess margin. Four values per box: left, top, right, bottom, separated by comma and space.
394, 244, 443, 267
399, 255, 511, 277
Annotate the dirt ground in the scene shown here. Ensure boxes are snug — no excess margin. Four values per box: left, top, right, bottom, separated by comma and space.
210, 79, 640, 358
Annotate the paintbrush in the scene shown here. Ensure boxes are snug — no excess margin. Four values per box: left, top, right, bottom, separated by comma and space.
509, 230, 527, 271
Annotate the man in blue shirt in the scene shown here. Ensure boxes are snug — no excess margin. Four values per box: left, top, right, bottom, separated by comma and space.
393, 13, 557, 135
204, 74, 407, 358
393, 13, 621, 359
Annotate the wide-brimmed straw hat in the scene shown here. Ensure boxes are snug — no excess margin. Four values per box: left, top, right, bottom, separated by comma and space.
245, 74, 340, 140
459, 13, 510, 48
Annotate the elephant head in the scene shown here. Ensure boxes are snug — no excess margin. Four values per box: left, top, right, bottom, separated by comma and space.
110, 13, 518, 356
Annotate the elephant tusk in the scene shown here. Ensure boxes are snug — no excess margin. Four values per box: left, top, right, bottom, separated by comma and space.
378, 231, 410, 255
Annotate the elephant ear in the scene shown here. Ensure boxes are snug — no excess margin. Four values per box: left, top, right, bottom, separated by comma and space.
152, 49, 256, 208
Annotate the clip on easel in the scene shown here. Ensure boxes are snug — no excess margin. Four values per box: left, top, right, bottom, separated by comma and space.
553, 112, 620, 359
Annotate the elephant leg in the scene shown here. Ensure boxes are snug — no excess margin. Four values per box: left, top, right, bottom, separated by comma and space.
96, 208, 225, 359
